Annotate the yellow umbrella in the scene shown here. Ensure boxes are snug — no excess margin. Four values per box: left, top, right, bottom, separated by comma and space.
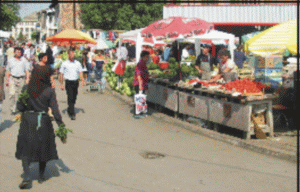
245, 19, 297, 56
46, 29, 97, 44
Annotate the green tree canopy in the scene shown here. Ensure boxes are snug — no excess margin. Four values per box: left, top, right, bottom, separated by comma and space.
0, 1, 21, 31
17, 31, 27, 43
80, 1, 164, 31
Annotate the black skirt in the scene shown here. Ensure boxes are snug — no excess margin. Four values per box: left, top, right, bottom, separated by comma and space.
15, 111, 59, 162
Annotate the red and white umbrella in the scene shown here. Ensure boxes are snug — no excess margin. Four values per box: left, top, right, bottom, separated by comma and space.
141, 16, 214, 39
121, 36, 166, 47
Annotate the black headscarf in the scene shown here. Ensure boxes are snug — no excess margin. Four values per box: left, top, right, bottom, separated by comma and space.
28, 65, 51, 98
46, 45, 54, 65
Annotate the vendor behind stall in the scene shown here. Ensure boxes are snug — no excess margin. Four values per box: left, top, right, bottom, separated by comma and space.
211, 49, 238, 83
195, 44, 217, 81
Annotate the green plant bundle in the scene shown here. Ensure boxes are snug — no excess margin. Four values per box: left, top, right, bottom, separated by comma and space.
17, 90, 30, 106
148, 62, 159, 70
54, 124, 73, 140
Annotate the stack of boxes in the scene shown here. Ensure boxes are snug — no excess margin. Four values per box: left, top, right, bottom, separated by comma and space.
254, 55, 284, 88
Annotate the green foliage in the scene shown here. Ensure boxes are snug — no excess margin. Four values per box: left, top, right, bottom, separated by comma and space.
31, 30, 40, 43
148, 62, 159, 70
0, 1, 21, 31
17, 90, 30, 106
80, 1, 164, 30
54, 124, 73, 140
17, 31, 27, 43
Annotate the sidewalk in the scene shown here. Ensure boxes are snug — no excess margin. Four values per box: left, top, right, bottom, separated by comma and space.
106, 86, 297, 163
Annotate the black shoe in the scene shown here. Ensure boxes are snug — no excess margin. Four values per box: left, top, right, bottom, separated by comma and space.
19, 180, 30, 189
71, 115, 76, 120
38, 175, 46, 184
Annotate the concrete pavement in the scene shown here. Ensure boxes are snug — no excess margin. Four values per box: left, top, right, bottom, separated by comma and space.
0, 80, 297, 191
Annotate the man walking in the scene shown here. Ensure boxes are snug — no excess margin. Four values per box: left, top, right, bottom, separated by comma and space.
59, 49, 85, 120
5, 47, 30, 114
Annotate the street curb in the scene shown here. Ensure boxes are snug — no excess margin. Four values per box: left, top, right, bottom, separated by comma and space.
106, 86, 297, 163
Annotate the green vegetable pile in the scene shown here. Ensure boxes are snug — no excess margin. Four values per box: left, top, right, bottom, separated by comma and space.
60, 49, 83, 64
105, 62, 135, 96
180, 63, 198, 77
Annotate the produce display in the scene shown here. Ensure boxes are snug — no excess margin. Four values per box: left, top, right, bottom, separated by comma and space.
184, 55, 196, 61
149, 58, 179, 80
105, 62, 135, 96
220, 79, 270, 93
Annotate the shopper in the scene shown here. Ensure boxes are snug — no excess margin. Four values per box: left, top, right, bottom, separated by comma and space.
163, 44, 171, 62
195, 45, 218, 81
0, 60, 6, 124
234, 45, 247, 69
210, 49, 238, 83
81, 49, 89, 82
59, 49, 85, 120
87, 47, 95, 83
94, 50, 105, 82
5, 47, 30, 114
46, 44, 54, 67
15, 65, 64, 189
181, 44, 190, 61
133, 50, 150, 119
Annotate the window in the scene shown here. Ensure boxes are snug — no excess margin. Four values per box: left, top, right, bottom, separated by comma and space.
25, 28, 29, 32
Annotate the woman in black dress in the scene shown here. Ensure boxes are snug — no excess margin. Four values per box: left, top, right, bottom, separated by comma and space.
15, 64, 64, 189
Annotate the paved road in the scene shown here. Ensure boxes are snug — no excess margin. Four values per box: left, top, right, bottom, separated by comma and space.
0, 81, 297, 192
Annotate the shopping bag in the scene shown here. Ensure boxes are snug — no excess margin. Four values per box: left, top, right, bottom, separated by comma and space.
134, 91, 148, 115
114, 60, 127, 76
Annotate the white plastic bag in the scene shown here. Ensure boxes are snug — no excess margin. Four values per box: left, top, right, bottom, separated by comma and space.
134, 91, 148, 115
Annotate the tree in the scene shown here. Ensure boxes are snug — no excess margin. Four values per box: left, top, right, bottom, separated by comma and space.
17, 31, 27, 43
0, 1, 21, 31
31, 30, 40, 43
80, 1, 164, 31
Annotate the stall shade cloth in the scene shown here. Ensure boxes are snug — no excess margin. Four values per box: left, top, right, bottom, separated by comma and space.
46, 29, 97, 44
141, 17, 214, 38
245, 19, 297, 56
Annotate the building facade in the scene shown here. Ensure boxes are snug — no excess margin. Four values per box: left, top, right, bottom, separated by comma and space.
163, 3, 297, 37
11, 12, 38, 42
37, 8, 59, 43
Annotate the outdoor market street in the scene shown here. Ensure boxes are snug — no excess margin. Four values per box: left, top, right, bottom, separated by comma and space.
0, 80, 297, 192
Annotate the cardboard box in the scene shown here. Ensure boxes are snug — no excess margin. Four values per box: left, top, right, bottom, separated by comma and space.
256, 55, 283, 69
282, 77, 294, 88
255, 77, 283, 88
254, 68, 282, 79
251, 112, 266, 126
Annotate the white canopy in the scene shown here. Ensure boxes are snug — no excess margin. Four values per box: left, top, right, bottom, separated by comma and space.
118, 28, 145, 62
0, 30, 10, 38
187, 30, 235, 59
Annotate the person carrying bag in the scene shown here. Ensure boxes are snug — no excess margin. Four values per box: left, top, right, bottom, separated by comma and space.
133, 51, 150, 119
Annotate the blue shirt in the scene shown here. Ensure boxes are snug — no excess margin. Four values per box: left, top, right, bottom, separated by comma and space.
234, 50, 246, 69
163, 47, 171, 62
59, 59, 83, 81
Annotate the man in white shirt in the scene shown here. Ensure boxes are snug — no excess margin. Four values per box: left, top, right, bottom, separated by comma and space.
181, 44, 190, 61
59, 49, 85, 120
86, 47, 95, 83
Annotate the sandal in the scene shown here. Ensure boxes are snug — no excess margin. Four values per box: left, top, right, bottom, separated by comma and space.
19, 180, 30, 189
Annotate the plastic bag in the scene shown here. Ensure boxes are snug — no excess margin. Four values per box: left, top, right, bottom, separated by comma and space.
134, 91, 148, 115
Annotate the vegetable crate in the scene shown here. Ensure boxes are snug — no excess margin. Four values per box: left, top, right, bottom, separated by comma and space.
208, 98, 274, 139
238, 68, 254, 80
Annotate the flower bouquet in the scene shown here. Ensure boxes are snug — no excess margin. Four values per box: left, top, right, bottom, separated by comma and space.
54, 124, 73, 144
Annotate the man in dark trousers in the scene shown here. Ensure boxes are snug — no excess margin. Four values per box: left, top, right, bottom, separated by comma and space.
59, 49, 85, 120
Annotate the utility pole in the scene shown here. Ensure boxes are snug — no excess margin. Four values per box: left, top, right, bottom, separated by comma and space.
73, 0, 76, 29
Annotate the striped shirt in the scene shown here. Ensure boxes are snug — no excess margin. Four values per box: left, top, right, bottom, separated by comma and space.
6, 57, 29, 77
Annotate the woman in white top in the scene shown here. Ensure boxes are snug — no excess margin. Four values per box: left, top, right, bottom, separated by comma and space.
211, 49, 238, 83
86, 48, 95, 83
181, 44, 190, 62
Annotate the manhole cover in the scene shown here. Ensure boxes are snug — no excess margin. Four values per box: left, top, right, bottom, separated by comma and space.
139, 151, 165, 159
